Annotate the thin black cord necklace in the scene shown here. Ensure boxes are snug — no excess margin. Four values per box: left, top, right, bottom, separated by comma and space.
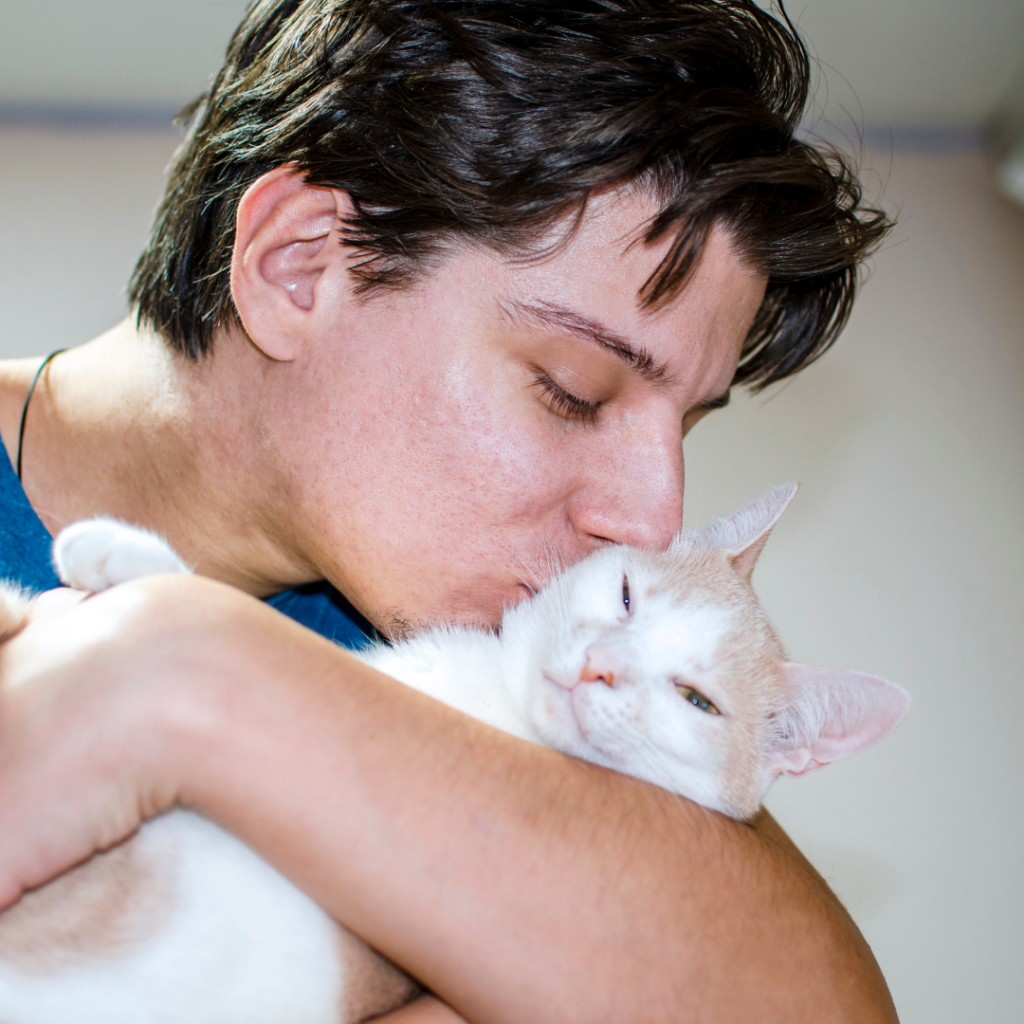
16, 349, 66, 482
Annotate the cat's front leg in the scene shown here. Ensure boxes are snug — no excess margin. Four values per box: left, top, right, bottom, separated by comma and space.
53, 519, 190, 592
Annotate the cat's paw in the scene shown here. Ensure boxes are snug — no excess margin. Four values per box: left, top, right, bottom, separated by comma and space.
53, 519, 191, 592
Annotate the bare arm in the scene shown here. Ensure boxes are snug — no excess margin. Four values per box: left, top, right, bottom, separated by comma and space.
0, 576, 896, 1023
378, 996, 471, 1024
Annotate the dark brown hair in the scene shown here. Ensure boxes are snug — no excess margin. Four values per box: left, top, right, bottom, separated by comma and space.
129, 0, 890, 388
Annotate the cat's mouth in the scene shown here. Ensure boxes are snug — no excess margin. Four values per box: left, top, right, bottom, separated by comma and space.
539, 672, 591, 745
542, 670, 579, 692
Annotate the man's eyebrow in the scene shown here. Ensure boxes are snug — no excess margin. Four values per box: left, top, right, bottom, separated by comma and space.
504, 299, 673, 385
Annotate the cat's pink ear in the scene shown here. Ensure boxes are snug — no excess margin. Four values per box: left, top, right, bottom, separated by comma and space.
690, 483, 798, 582
766, 664, 911, 777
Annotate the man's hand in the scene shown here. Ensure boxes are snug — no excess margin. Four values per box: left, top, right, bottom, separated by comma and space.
378, 997, 471, 1024
0, 582, 172, 907
22, 586, 88, 623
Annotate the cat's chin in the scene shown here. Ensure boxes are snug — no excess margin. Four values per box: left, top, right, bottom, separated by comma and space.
534, 674, 591, 753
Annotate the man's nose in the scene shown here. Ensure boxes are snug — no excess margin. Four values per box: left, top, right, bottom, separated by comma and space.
567, 423, 684, 550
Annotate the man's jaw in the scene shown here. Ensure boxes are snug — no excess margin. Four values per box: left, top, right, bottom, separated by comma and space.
376, 547, 568, 638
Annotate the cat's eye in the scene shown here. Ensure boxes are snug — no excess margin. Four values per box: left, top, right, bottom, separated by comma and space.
676, 684, 720, 715
622, 574, 630, 612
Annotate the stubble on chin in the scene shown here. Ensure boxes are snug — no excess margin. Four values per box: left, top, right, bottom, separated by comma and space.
380, 613, 417, 643
381, 607, 503, 641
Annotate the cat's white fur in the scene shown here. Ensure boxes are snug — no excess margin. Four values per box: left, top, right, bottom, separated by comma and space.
0, 484, 910, 1024
0, 815, 347, 1024
53, 518, 191, 590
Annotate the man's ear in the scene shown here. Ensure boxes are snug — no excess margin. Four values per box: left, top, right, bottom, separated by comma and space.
230, 164, 351, 362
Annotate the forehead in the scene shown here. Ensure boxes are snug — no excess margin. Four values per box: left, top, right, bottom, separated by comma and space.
493, 190, 768, 384
353, 187, 766, 399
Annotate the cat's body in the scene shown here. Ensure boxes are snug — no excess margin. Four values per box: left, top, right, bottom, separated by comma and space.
0, 485, 910, 1024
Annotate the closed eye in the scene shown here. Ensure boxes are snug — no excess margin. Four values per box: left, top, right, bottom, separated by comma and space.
675, 683, 720, 715
533, 372, 601, 425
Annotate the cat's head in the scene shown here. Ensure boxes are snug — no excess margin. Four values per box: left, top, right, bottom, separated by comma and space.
503, 483, 910, 819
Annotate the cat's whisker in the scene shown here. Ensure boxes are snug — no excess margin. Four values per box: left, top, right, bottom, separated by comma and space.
510, 543, 565, 598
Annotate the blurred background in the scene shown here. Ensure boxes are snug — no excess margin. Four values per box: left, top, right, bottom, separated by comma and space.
1, 1, 1022, 1020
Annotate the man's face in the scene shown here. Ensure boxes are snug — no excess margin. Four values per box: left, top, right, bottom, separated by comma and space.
273, 190, 767, 634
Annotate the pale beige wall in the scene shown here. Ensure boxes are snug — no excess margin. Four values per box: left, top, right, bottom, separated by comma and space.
685, 147, 1024, 1022
0, 128, 180, 354
1, 128, 1022, 1021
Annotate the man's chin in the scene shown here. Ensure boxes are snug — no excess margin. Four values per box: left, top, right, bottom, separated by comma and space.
381, 606, 502, 640
378, 576, 533, 639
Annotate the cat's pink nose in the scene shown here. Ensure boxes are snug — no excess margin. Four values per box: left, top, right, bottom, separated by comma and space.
580, 662, 614, 686
580, 644, 620, 687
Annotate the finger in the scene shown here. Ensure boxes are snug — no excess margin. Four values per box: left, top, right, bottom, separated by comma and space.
27, 587, 89, 624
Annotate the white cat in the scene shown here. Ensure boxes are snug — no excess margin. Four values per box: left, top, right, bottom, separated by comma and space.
0, 483, 910, 1024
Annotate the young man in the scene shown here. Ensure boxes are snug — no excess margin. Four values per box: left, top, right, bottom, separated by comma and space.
0, 1, 893, 1020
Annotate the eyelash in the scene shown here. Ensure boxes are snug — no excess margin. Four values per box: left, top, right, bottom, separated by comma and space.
534, 372, 601, 425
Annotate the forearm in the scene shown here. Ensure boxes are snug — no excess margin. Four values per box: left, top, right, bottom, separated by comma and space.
377, 996, 470, 1024
167, 586, 896, 1023
0, 576, 896, 1022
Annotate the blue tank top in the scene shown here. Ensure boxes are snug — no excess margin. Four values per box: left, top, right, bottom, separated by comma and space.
0, 448, 372, 650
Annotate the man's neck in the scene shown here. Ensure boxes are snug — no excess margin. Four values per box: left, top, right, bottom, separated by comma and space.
0, 320, 320, 597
